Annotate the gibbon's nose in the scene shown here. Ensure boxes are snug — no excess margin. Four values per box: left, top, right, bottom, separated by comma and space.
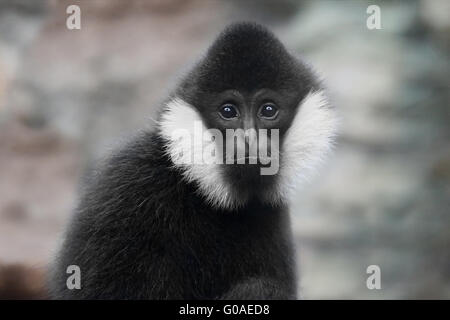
244, 128, 258, 158
241, 115, 257, 157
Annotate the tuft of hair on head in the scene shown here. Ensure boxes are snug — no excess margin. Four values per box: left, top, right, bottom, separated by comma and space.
194, 22, 298, 92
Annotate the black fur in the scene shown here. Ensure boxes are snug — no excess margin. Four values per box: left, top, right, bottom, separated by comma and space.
50, 22, 319, 299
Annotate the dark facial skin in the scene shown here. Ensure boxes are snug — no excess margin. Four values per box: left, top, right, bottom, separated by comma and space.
202, 88, 298, 137
199, 87, 300, 172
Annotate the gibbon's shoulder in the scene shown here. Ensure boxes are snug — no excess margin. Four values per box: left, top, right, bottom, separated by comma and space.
75, 131, 193, 223
87, 131, 171, 188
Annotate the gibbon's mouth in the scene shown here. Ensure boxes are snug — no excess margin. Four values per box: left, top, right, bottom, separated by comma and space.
222, 155, 280, 177
234, 155, 258, 161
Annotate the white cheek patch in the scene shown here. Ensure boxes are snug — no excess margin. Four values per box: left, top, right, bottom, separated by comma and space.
159, 98, 243, 210
266, 90, 339, 205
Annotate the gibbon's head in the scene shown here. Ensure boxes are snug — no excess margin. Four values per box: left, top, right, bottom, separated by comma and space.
159, 22, 338, 210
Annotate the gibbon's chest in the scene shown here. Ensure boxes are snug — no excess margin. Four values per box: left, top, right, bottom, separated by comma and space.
168, 204, 287, 266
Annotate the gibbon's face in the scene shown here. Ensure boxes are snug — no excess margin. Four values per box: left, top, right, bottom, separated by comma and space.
159, 23, 338, 210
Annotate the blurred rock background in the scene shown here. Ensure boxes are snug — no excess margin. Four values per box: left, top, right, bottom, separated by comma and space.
0, 0, 448, 299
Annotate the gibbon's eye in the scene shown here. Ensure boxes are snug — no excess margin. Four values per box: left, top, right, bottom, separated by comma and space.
219, 104, 239, 119
259, 103, 278, 119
